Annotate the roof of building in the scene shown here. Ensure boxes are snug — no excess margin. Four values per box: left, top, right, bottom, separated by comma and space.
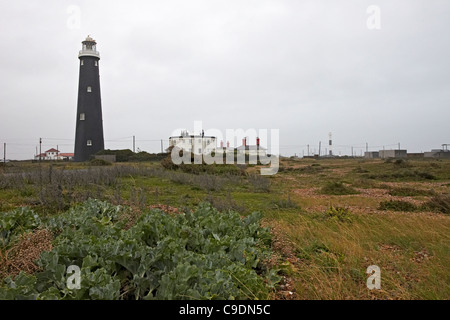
59, 153, 74, 157
45, 148, 59, 153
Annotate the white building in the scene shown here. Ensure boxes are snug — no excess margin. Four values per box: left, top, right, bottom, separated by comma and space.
236, 137, 267, 157
169, 131, 217, 155
35, 148, 74, 161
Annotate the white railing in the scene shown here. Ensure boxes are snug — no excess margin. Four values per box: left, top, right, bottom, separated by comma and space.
78, 50, 100, 58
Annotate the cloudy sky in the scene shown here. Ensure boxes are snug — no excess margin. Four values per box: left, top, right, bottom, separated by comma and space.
1, 0, 449, 159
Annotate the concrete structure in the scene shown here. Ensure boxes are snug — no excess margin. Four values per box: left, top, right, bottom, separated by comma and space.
74, 36, 105, 162
379, 149, 407, 159
407, 153, 424, 158
424, 150, 450, 159
364, 151, 379, 159
169, 131, 217, 155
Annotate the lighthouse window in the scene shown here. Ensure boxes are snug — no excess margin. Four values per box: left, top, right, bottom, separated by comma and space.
80, 113, 85, 121
81, 60, 84, 66
87, 86, 92, 92
95, 61, 98, 66
87, 140, 92, 146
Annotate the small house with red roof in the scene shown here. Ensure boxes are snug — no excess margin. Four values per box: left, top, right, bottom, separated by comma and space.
35, 148, 74, 161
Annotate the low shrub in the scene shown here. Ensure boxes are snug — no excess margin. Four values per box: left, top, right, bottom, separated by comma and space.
204, 193, 246, 213
89, 158, 112, 166
271, 194, 299, 209
423, 194, 450, 214
247, 174, 271, 193
378, 200, 418, 212
320, 182, 359, 195
388, 187, 435, 197
325, 206, 352, 222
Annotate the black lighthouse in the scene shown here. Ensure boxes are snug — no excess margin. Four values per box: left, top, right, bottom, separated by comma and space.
74, 35, 104, 162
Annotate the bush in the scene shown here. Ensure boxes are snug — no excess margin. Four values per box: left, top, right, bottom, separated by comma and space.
415, 171, 436, 180
320, 182, 359, 195
423, 194, 450, 214
89, 158, 112, 166
204, 193, 246, 213
393, 159, 411, 168
378, 200, 418, 212
96, 149, 134, 162
388, 187, 435, 197
129, 152, 168, 162
247, 174, 271, 193
271, 194, 299, 209
161, 156, 178, 170
325, 206, 352, 222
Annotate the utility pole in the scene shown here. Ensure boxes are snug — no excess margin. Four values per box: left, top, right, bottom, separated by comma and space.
307, 144, 310, 156
318, 141, 321, 157
161, 140, 163, 153
351, 146, 354, 157
398, 143, 401, 150
133, 136, 136, 153
3, 143, 5, 164
366, 142, 368, 152
57, 145, 59, 161
39, 138, 42, 191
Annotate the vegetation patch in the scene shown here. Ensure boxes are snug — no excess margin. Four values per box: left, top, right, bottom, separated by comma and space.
423, 194, 450, 214
388, 187, 436, 197
89, 158, 112, 166
378, 200, 419, 212
0, 199, 280, 300
271, 194, 299, 209
319, 182, 359, 195
325, 206, 353, 223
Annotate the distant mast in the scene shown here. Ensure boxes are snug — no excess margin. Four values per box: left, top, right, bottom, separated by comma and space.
329, 132, 333, 156
74, 35, 104, 162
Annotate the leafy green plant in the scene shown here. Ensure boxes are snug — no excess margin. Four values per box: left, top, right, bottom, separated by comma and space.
0, 207, 41, 247
0, 199, 278, 300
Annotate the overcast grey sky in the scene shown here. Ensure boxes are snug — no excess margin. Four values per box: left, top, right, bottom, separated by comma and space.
1, 0, 449, 159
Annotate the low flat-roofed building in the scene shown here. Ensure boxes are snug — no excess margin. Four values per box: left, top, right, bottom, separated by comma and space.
379, 149, 407, 159
364, 151, 379, 159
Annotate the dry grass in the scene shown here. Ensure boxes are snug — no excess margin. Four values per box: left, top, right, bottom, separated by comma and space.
266, 158, 450, 299
0, 229, 53, 278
